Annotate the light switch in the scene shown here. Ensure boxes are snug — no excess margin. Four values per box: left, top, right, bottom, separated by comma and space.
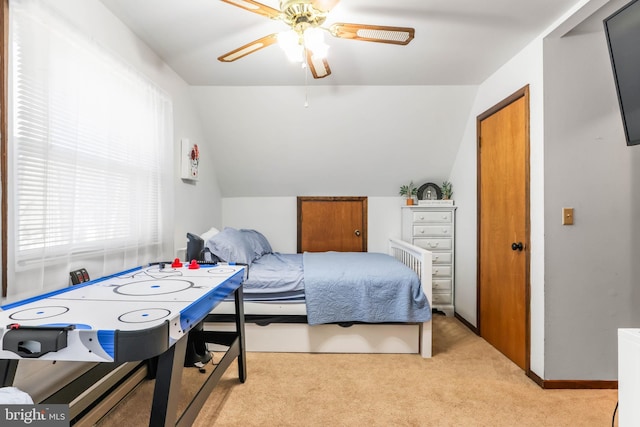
562, 208, 574, 225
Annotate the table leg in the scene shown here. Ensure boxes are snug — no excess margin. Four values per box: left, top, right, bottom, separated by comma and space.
149, 335, 188, 427
0, 359, 18, 387
234, 284, 246, 383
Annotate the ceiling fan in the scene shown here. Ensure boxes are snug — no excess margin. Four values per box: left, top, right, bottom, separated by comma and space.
218, 0, 415, 79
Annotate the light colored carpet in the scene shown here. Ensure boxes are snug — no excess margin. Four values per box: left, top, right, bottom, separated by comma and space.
98, 316, 618, 426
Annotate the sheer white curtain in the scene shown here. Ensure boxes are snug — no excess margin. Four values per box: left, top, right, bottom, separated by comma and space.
7, 0, 174, 300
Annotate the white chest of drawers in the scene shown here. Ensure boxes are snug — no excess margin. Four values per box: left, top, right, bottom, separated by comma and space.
401, 205, 456, 316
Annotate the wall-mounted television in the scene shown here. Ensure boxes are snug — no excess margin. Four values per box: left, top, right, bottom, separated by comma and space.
604, 0, 640, 146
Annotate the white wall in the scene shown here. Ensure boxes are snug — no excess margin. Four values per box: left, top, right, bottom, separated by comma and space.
222, 197, 298, 253
542, 0, 640, 379
448, 0, 622, 381
190, 86, 477, 198
449, 39, 546, 376
202, 84, 478, 268
222, 196, 406, 254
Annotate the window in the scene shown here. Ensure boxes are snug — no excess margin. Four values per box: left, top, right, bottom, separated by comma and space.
8, 0, 172, 293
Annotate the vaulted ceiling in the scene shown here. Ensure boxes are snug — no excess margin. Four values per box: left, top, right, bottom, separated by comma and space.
97, 0, 588, 197
100, 0, 582, 86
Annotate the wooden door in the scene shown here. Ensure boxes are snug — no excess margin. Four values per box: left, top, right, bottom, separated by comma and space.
297, 197, 367, 253
478, 87, 530, 370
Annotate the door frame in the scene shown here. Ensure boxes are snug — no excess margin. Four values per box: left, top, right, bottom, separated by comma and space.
476, 86, 531, 373
1, 0, 7, 297
297, 196, 368, 253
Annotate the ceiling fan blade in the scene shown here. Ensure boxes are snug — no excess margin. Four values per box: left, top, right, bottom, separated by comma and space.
218, 33, 279, 62
220, 0, 281, 19
306, 51, 331, 79
329, 23, 415, 45
311, 0, 340, 12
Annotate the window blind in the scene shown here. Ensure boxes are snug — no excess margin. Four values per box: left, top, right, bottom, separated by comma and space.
9, 0, 173, 269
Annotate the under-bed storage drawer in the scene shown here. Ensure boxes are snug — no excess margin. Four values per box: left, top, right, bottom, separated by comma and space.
204, 322, 421, 354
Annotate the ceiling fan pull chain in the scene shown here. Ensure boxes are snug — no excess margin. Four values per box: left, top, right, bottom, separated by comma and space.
304, 46, 309, 108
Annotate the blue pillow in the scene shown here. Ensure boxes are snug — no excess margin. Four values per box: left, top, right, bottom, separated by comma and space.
205, 227, 255, 265
240, 229, 273, 259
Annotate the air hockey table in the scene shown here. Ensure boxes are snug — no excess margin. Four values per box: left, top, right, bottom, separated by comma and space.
0, 261, 246, 426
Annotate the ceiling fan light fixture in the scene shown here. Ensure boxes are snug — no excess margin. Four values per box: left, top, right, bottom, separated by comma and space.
280, 0, 327, 30
304, 28, 329, 59
278, 30, 304, 62
310, 0, 340, 12
218, 0, 415, 79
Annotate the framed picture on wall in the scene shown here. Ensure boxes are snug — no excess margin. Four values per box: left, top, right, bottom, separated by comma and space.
181, 138, 200, 181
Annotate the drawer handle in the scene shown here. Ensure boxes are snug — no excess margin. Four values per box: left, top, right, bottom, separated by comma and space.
428, 242, 439, 248
433, 255, 439, 261
420, 230, 425, 234
419, 216, 424, 220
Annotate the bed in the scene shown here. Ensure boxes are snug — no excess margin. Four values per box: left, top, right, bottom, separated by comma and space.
188, 227, 433, 358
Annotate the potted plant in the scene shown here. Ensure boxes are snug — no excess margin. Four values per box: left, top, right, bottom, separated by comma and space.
442, 181, 453, 200
399, 181, 418, 205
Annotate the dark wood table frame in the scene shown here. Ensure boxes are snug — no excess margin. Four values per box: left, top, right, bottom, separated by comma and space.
152, 285, 246, 427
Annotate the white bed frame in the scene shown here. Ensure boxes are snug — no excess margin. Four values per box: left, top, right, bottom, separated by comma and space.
205, 237, 433, 358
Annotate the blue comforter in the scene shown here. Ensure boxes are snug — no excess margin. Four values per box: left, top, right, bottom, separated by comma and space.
243, 253, 304, 293
303, 252, 431, 325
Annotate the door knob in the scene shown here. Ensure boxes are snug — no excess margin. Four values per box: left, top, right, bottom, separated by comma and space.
354, 230, 361, 237
511, 242, 523, 251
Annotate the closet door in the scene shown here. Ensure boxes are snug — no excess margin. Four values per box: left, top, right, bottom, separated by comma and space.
297, 197, 367, 253
478, 87, 530, 371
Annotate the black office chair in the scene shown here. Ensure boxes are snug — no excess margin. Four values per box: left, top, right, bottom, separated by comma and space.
184, 322, 213, 368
